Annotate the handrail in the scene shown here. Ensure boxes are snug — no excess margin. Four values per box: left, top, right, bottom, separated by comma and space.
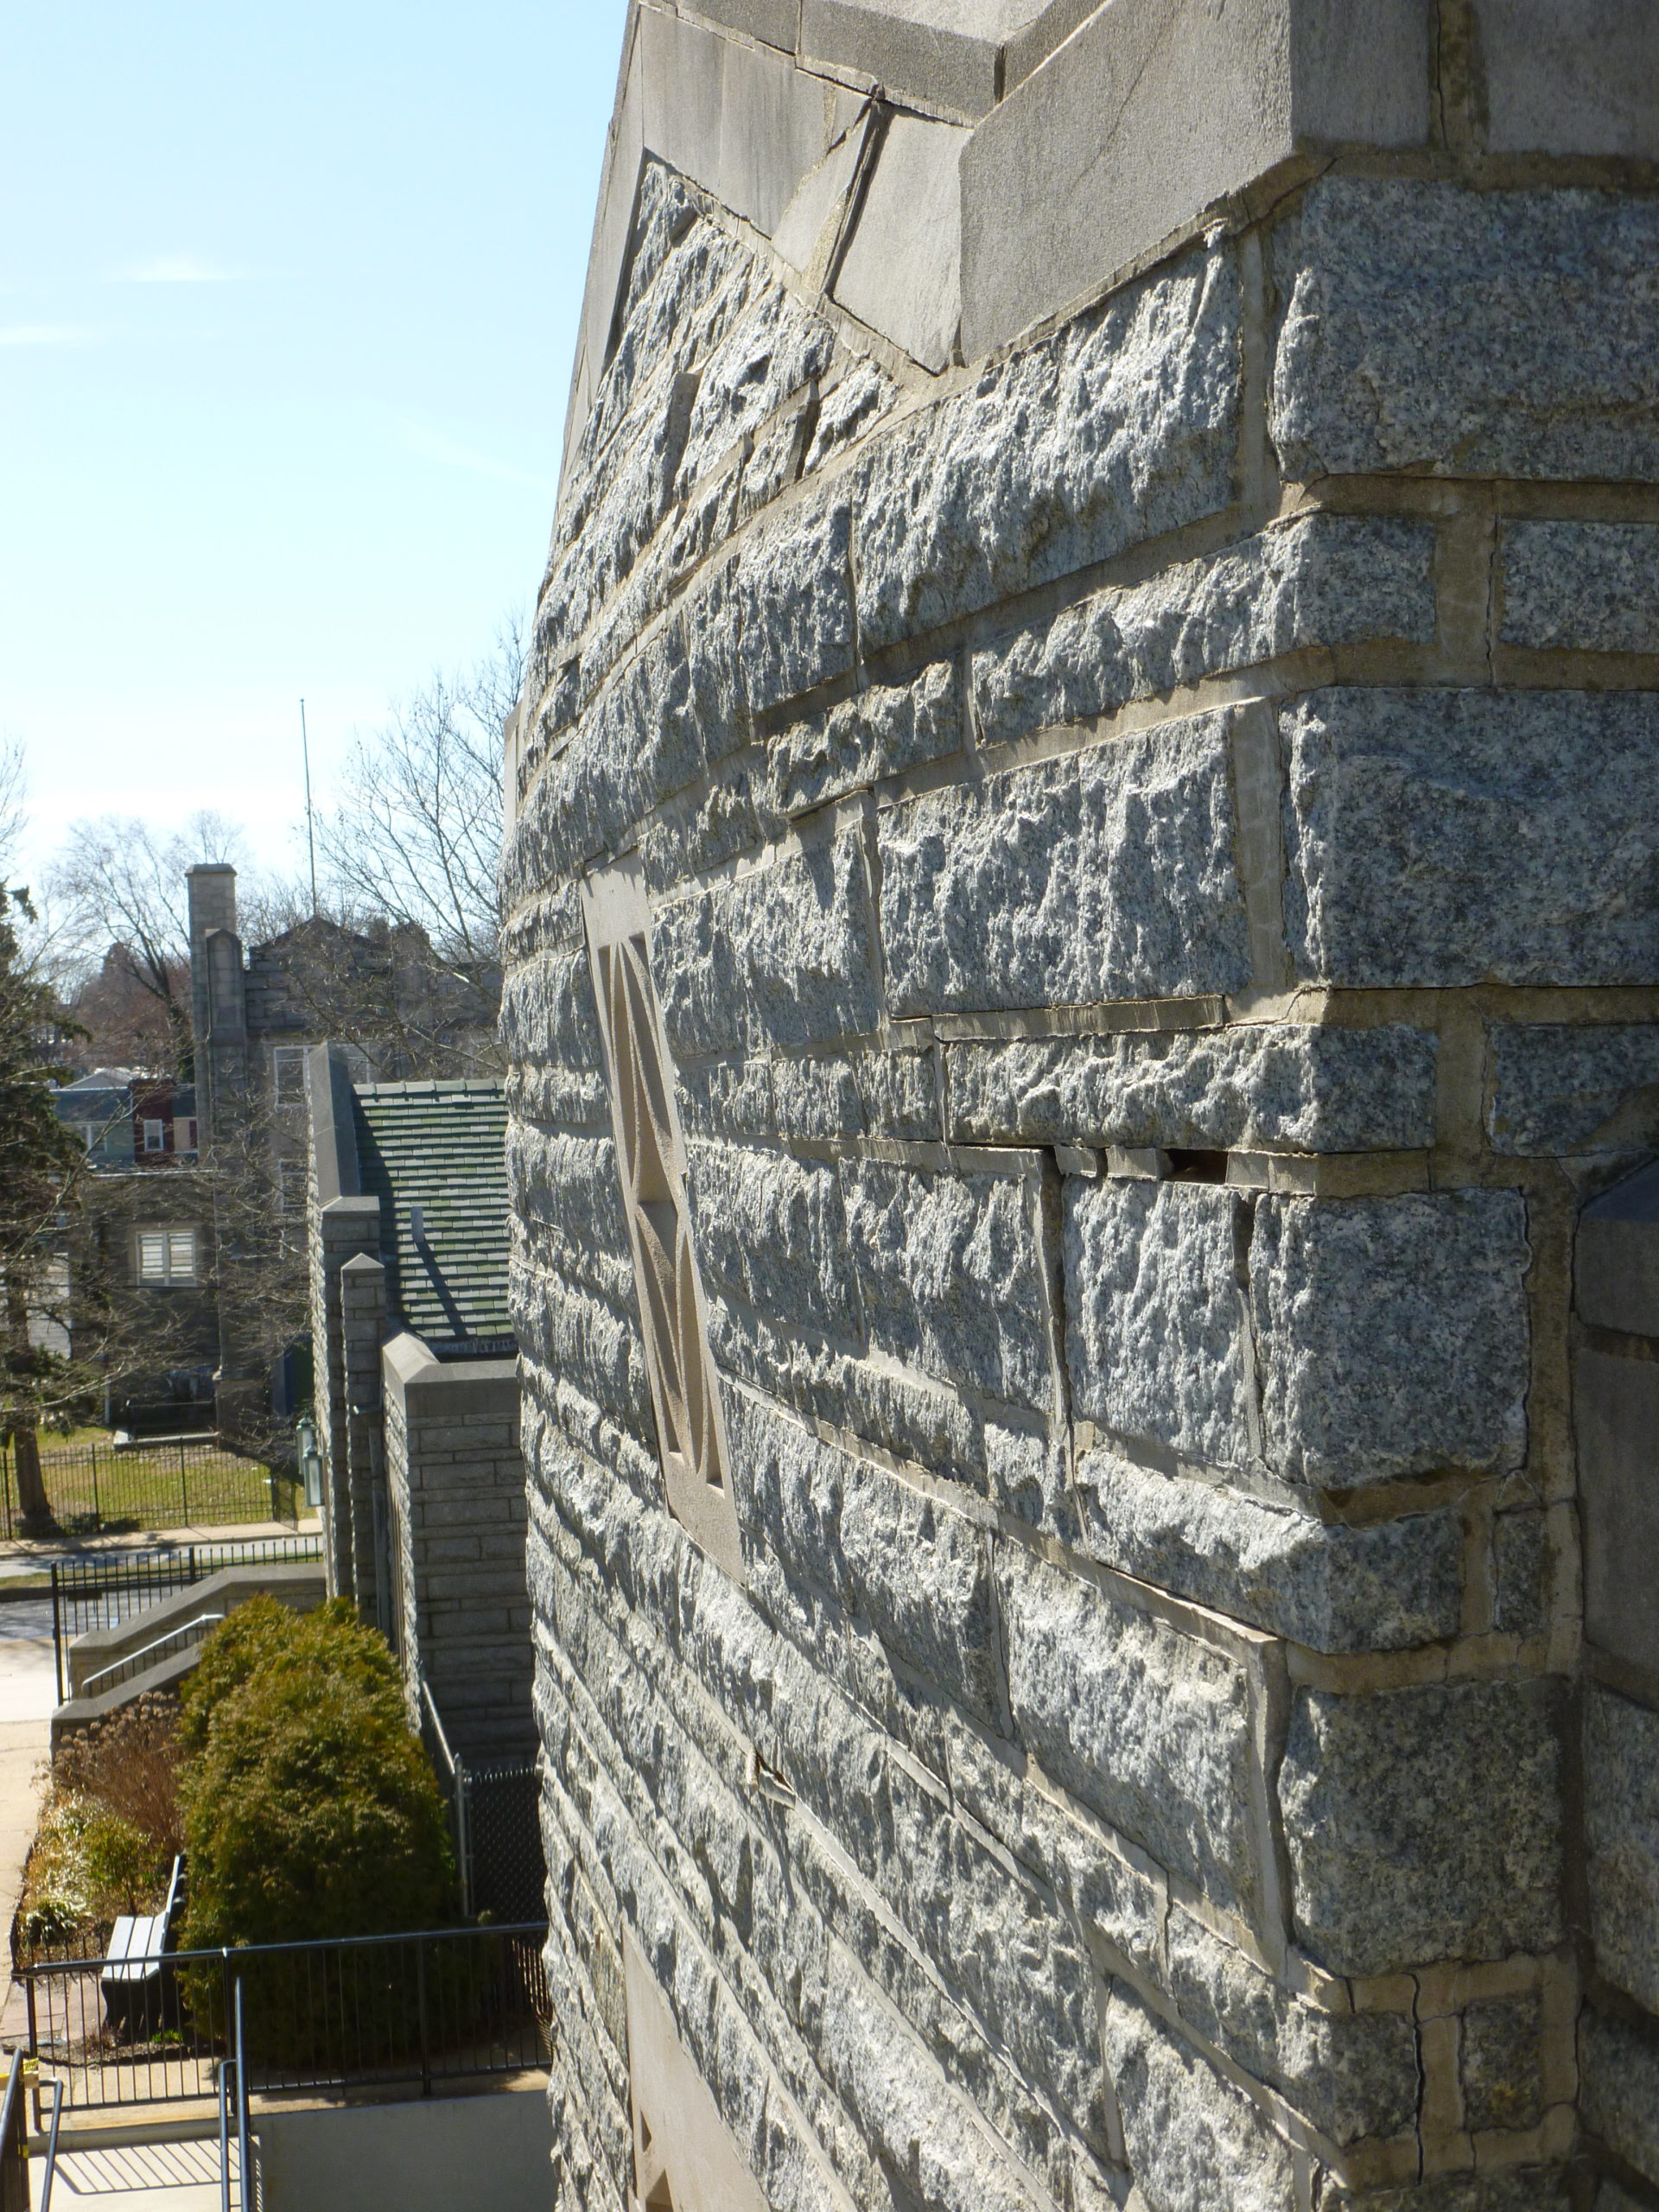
218, 2026, 232, 2212
0, 2049, 25, 2212
79, 1614, 226, 1695
234, 1978, 251, 2212
419, 1676, 472, 1917
24, 1921, 549, 1974
35, 2077, 62, 2212
419, 1675, 460, 1782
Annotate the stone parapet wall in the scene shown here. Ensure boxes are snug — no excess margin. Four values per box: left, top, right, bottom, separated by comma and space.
504, 10, 1659, 2209
382, 1338, 536, 1766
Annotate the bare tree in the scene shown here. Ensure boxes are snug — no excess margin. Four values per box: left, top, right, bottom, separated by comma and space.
48, 813, 248, 1077
313, 625, 519, 1070
0, 749, 97, 1525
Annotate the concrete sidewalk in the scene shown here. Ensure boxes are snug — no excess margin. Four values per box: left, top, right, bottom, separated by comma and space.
44, 2133, 238, 2208
0, 1596, 56, 2051
0, 1516, 321, 1577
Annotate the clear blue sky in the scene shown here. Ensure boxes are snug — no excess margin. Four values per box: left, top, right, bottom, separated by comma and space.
1, 0, 627, 885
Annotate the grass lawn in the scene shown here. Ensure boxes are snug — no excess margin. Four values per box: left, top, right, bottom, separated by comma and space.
6, 1435, 297, 1537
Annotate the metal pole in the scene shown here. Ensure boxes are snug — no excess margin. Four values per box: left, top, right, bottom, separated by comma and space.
51, 1565, 63, 1706
457, 1763, 473, 1923
180, 1440, 189, 1529
234, 1978, 250, 2212
416, 1940, 431, 2099
300, 700, 318, 916
91, 1440, 100, 1533
36, 2076, 62, 2212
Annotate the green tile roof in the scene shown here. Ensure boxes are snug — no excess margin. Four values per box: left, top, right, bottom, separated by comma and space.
353, 1081, 512, 1349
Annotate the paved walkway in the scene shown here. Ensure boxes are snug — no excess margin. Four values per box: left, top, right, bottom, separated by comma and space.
45, 2133, 240, 2207
0, 1595, 57, 2054
0, 1516, 321, 1578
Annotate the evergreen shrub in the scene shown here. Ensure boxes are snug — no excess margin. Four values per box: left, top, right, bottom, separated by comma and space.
178, 1596, 455, 1951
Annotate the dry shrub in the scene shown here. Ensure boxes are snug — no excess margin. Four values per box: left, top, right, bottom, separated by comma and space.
54, 1697, 183, 1859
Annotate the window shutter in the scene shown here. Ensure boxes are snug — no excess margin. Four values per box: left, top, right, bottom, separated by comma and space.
137, 1234, 167, 1281
168, 1232, 196, 1279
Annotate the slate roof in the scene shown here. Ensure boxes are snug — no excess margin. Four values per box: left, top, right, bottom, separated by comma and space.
351, 1081, 512, 1351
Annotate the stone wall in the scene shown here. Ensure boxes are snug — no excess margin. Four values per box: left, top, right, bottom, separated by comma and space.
502, 9, 1659, 2209
382, 1336, 536, 1766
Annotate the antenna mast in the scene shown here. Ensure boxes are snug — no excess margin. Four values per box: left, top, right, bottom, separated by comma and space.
299, 698, 318, 915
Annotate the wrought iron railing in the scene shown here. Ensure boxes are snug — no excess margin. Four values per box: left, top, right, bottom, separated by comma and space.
51, 1536, 323, 1703
20, 1924, 551, 2112
2, 1437, 299, 1543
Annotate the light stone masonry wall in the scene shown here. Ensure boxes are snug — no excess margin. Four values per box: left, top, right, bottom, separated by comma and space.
381, 1336, 536, 1766
504, 9, 1659, 2209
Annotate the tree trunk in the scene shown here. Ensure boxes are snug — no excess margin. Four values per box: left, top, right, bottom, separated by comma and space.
3, 1282, 54, 1534
10, 1419, 52, 1535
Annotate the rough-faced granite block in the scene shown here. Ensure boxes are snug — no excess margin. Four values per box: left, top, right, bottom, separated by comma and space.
880, 711, 1252, 1018
1273, 181, 1659, 482
1340, 2173, 1570, 2211
1501, 521, 1659, 655
674, 280, 835, 499
641, 759, 773, 894
1103, 1981, 1299, 2212
724, 1393, 1001, 1726
684, 1139, 861, 1340
568, 197, 749, 512
1582, 2007, 1659, 2186
973, 515, 1437, 749
997, 1544, 1261, 1916
1165, 1905, 1420, 2146
508, 1129, 636, 1308
1279, 1680, 1563, 1975
770, 658, 963, 818
945, 1022, 1438, 1154
1074, 1451, 1462, 1653
1063, 1179, 1255, 1471
709, 1294, 991, 1495
498, 944, 606, 1075
855, 245, 1240, 652
839, 1154, 1057, 1414
1584, 1685, 1659, 2017
653, 830, 881, 1058
1285, 689, 1659, 989
509, 1265, 652, 1439
1461, 1996, 1546, 2133
1488, 1024, 1659, 1154
1251, 1191, 1530, 1490
1491, 1510, 1551, 1640
736, 490, 856, 715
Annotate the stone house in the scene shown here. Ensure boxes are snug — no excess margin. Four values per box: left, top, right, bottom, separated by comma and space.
501, 7, 1659, 2211
49, 1070, 217, 1429
304, 1044, 533, 1769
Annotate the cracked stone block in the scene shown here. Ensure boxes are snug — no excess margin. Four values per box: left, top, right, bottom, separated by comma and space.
945, 1022, 1438, 1155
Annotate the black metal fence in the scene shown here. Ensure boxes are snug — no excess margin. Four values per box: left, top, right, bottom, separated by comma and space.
417, 1683, 546, 1926
52, 1537, 324, 1704
20, 1924, 551, 2111
2, 1437, 299, 1542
